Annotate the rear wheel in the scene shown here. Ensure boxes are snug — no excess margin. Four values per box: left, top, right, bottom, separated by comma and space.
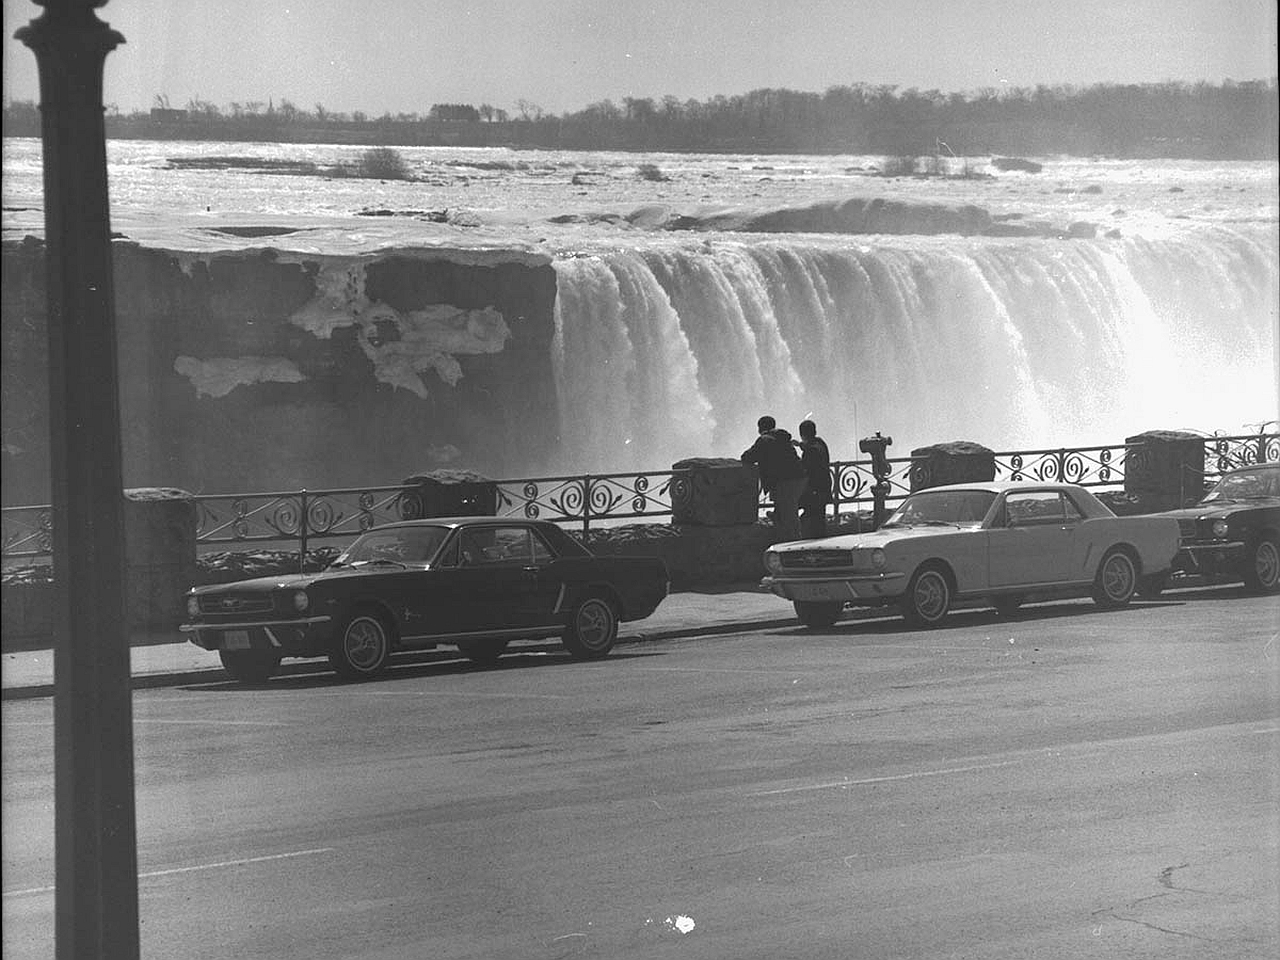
794, 600, 843, 629
1243, 534, 1279, 594
901, 564, 951, 627
458, 639, 509, 666
329, 611, 392, 679
1091, 548, 1137, 608
219, 649, 281, 684
562, 595, 618, 660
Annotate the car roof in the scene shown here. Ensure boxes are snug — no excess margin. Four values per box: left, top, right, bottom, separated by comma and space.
908, 481, 1086, 494
1223, 463, 1278, 474
370, 516, 552, 530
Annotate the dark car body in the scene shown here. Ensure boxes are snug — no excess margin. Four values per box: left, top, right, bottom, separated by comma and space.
181, 517, 670, 682
1153, 463, 1280, 594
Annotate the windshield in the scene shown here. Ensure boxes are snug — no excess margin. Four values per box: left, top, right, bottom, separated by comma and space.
332, 526, 451, 566
883, 490, 998, 527
1202, 467, 1280, 502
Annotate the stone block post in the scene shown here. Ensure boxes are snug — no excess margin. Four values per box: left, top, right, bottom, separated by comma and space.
1124, 430, 1205, 509
671, 457, 760, 526
399, 469, 498, 519
123, 488, 198, 630
909, 441, 996, 491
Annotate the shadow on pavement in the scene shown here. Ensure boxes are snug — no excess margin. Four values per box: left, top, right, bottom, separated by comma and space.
178, 647, 666, 692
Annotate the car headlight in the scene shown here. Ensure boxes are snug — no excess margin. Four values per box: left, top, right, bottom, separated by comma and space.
764, 550, 783, 575
1211, 519, 1229, 539
869, 548, 887, 570
292, 590, 310, 612
186, 595, 200, 619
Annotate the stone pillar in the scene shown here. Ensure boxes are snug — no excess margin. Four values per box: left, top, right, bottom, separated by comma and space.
399, 469, 497, 518
671, 458, 760, 526
1124, 430, 1205, 509
909, 441, 996, 491
123, 488, 197, 630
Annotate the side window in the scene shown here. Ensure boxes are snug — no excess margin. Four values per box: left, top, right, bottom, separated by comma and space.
1005, 491, 1065, 526
529, 529, 555, 564
1061, 494, 1086, 522
435, 534, 461, 568
457, 526, 548, 565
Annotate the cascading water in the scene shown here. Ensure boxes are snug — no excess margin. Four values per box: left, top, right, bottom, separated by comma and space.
552, 224, 1277, 472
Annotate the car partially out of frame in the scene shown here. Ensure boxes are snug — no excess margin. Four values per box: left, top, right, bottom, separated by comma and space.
181, 516, 670, 683
1149, 462, 1280, 594
761, 481, 1180, 629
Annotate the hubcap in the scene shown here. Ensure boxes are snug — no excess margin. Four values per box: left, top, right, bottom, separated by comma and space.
577, 600, 614, 649
1103, 555, 1134, 600
1257, 541, 1279, 587
915, 572, 947, 619
345, 617, 386, 670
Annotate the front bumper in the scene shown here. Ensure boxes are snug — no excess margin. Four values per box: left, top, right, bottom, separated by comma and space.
180, 615, 333, 654
761, 572, 905, 604
1172, 540, 1245, 577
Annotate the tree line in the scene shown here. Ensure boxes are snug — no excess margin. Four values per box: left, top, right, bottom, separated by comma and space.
3, 79, 1275, 159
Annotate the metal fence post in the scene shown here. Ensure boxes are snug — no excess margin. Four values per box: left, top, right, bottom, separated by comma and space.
298, 489, 309, 572
582, 475, 592, 536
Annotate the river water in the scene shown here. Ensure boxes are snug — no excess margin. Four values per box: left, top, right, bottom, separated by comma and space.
3, 138, 1277, 472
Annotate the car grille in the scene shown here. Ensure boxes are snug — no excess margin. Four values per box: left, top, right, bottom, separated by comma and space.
1177, 518, 1199, 540
198, 594, 276, 617
780, 549, 854, 569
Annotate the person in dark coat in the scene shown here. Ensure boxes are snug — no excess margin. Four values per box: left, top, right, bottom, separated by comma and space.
795, 419, 832, 539
741, 415, 807, 541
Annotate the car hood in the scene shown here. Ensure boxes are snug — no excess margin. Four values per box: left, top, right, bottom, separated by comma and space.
773, 525, 978, 552
191, 572, 322, 594
1156, 498, 1279, 522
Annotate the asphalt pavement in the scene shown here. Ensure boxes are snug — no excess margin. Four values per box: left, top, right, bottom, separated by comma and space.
0, 586, 800, 699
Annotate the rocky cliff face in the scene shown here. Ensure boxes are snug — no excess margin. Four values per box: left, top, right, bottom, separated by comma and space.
1, 237, 560, 503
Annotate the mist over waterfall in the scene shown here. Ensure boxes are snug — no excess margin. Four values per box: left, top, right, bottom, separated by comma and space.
552, 225, 1277, 472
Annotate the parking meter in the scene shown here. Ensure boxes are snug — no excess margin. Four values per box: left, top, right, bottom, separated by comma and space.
859, 432, 893, 528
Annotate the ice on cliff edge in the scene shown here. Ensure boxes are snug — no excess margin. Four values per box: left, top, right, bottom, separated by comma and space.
147, 215, 541, 399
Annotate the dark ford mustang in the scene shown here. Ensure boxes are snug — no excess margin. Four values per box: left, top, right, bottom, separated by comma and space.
182, 517, 670, 682
1152, 462, 1279, 594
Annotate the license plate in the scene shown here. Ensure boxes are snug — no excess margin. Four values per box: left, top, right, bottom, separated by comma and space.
789, 582, 852, 602
222, 630, 251, 650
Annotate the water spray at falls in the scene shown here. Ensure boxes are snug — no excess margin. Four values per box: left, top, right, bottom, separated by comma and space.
551, 225, 1277, 472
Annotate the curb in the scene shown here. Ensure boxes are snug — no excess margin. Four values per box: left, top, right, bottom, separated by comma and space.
0, 615, 799, 702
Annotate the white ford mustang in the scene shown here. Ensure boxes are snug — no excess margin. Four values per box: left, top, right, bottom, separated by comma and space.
761, 482, 1180, 628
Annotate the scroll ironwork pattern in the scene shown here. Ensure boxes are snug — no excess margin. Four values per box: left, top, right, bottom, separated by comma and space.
4, 434, 1276, 566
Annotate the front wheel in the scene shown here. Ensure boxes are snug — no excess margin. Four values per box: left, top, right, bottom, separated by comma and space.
794, 600, 843, 629
219, 649, 281, 684
562, 595, 618, 660
329, 611, 393, 680
901, 564, 951, 627
1243, 534, 1279, 594
1091, 549, 1137, 608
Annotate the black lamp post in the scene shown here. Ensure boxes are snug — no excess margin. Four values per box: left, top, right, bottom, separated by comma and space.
15, 2, 140, 958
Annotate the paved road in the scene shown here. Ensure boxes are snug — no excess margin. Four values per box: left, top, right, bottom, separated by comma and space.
3, 591, 1278, 959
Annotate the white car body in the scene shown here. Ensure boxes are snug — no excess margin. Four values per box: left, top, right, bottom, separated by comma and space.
761, 481, 1181, 627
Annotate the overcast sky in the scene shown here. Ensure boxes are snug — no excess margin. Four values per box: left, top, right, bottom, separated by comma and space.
3, 0, 1276, 116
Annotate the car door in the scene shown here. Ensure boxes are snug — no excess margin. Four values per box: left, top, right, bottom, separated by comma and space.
445, 524, 564, 632
987, 490, 1081, 587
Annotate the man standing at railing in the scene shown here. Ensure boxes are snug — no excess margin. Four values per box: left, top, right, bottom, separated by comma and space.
741, 415, 807, 541
795, 419, 833, 539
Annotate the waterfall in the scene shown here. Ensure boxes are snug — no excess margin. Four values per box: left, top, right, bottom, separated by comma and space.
550, 224, 1277, 473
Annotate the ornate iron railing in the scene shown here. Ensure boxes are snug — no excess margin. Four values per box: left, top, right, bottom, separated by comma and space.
493, 471, 679, 532
191, 485, 412, 555
3, 432, 1276, 565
